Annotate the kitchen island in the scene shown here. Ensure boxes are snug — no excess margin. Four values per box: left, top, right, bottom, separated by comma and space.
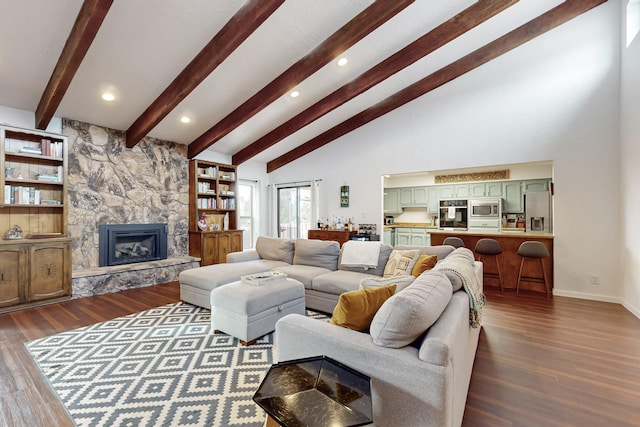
430, 230, 554, 294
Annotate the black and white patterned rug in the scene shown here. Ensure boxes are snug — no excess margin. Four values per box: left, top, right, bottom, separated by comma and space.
26, 302, 327, 427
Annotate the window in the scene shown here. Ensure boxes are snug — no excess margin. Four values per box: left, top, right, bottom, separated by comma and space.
238, 180, 258, 249
277, 184, 312, 239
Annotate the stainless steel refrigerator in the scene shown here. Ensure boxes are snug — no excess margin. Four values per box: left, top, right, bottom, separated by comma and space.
524, 191, 551, 233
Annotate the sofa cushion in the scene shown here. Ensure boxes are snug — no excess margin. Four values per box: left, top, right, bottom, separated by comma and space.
370, 270, 453, 348
359, 273, 415, 293
293, 239, 339, 270
338, 244, 393, 276
179, 259, 289, 290
411, 254, 438, 277
383, 249, 421, 278
394, 244, 455, 260
275, 264, 334, 288
330, 284, 396, 332
256, 236, 295, 264
312, 270, 385, 295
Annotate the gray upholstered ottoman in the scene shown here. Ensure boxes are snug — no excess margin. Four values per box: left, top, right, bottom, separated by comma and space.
210, 278, 305, 345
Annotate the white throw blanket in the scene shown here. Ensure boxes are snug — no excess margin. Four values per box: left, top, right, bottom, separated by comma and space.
340, 240, 381, 270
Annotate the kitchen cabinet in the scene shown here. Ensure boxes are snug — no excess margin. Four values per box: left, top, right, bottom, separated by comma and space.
383, 188, 401, 214
486, 182, 503, 197
383, 229, 392, 245
503, 181, 523, 213
454, 184, 470, 198
395, 227, 430, 246
399, 186, 428, 207
523, 179, 550, 192
427, 186, 439, 213
469, 183, 487, 198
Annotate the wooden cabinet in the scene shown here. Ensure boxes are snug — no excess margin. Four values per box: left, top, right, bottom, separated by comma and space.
29, 240, 71, 301
524, 179, 550, 192
0, 125, 71, 312
427, 186, 439, 214
188, 160, 242, 265
486, 182, 504, 197
189, 230, 243, 266
383, 188, 401, 214
308, 229, 354, 247
0, 239, 71, 312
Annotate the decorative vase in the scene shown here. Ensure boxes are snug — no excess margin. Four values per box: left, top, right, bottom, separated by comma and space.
223, 212, 229, 230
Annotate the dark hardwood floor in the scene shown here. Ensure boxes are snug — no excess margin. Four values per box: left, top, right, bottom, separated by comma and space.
1, 283, 639, 426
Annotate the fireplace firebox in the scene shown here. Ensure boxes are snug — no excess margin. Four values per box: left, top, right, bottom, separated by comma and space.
99, 223, 168, 267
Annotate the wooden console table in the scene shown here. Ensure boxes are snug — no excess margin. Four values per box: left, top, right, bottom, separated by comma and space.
307, 229, 355, 246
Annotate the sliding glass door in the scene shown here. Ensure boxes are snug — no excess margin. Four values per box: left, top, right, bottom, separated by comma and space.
277, 184, 312, 239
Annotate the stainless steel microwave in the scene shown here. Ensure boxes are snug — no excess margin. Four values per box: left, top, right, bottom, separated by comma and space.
469, 199, 501, 217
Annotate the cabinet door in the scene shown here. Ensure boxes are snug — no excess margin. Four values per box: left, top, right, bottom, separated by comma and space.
28, 242, 70, 302
438, 186, 454, 200
427, 187, 439, 213
230, 230, 243, 254
383, 188, 401, 213
399, 188, 413, 206
523, 179, 549, 192
217, 232, 237, 263
486, 182, 503, 197
503, 181, 523, 213
413, 187, 428, 205
395, 229, 411, 245
0, 246, 26, 307
201, 233, 219, 266
454, 184, 470, 198
469, 183, 486, 198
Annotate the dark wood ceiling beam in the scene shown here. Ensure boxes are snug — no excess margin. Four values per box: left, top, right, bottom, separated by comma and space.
125, 0, 284, 148
267, 0, 607, 172
35, 0, 113, 130
233, 0, 517, 165
187, 0, 415, 159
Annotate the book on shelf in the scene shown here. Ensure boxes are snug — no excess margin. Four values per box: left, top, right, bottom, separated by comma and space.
197, 165, 217, 178
4, 185, 44, 204
20, 146, 42, 155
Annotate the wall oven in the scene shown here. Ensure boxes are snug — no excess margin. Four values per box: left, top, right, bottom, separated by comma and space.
438, 199, 468, 230
469, 199, 501, 217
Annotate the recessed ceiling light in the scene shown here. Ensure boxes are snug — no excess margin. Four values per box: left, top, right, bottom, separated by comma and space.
290, 90, 300, 98
101, 92, 115, 102
180, 116, 191, 124
337, 57, 348, 67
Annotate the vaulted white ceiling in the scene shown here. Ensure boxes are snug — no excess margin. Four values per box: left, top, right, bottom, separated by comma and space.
0, 0, 604, 170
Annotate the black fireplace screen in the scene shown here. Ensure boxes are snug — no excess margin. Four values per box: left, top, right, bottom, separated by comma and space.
99, 223, 168, 267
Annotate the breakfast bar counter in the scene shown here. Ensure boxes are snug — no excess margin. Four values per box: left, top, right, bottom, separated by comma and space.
429, 230, 554, 293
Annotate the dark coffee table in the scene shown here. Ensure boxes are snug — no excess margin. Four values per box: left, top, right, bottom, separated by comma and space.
253, 355, 372, 427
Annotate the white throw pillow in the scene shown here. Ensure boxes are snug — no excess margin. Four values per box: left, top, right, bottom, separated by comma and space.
382, 249, 420, 278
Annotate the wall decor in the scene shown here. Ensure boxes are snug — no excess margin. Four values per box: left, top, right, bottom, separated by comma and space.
435, 170, 510, 183
340, 185, 349, 207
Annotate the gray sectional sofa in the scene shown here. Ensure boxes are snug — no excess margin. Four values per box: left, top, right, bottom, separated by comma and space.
179, 235, 484, 426
179, 236, 456, 312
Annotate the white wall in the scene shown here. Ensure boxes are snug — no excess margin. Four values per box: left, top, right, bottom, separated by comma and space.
0, 105, 62, 133
620, 0, 640, 317
268, 2, 624, 304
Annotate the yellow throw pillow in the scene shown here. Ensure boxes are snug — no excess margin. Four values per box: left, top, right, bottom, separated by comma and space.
330, 285, 396, 332
411, 254, 438, 277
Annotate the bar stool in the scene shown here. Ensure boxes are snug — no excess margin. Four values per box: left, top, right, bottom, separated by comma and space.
443, 237, 465, 248
516, 241, 551, 295
473, 238, 503, 291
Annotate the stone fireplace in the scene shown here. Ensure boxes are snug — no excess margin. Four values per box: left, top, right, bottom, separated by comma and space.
99, 223, 168, 267
63, 119, 199, 298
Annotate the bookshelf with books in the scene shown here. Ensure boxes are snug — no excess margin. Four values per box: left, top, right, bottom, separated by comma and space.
0, 125, 71, 312
188, 159, 242, 266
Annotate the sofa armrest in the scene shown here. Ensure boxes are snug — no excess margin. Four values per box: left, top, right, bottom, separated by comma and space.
226, 249, 260, 263
275, 315, 451, 427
